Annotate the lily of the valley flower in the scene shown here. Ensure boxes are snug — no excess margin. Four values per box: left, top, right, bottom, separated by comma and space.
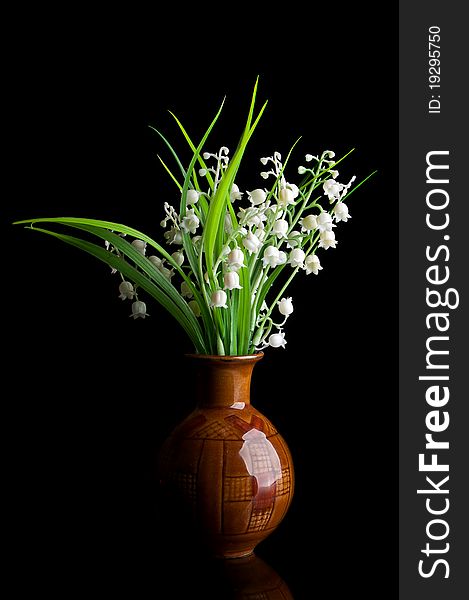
277, 187, 295, 208
164, 226, 183, 245
131, 239, 147, 255
334, 202, 351, 222
230, 183, 243, 202
180, 209, 200, 235
316, 212, 334, 232
262, 246, 287, 268
130, 300, 149, 319
323, 179, 343, 201
273, 219, 289, 239
248, 189, 266, 206
288, 248, 306, 268
318, 230, 337, 249
148, 255, 163, 269
286, 230, 302, 249
268, 331, 287, 349
171, 250, 184, 267
278, 297, 294, 316
189, 300, 201, 318
118, 281, 135, 300
186, 189, 199, 205
300, 214, 318, 232
210, 289, 228, 309
227, 248, 246, 270
242, 231, 262, 254
181, 281, 193, 298
304, 254, 323, 275
159, 266, 174, 281
224, 271, 242, 290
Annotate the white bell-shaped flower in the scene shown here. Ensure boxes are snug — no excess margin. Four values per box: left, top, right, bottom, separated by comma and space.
323, 179, 343, 201
159, 266, 174, 280
224, 212, 234, 234
227, 248, 246, 271
180, 281, 193, 299
131, 239, 147, 255
286, 230, 302, 249
171, 250, 184, 267
189, 300, 201, 318
334, 202, 351, 222
180, 209, 200, 235
317, 212, 334, 232
262, 245, 286, 268
288, 248, 306, 268
210, 290, 228, 309
318, 230, 337, 249
300, 214, 318, 232
186, 189, 199, 205
230, 183, 243, 202
242, 231, 262, 254
268, 331, 287, 349
273, 219, 289, 239
305, 254, 323, 275
130, 300, 149, 319
224, 271, 242, 290
278, 297, 294, 316
286, 183, 299, 198
248, 189, 266, 206
164, 226, 183, 245
278, 187, 295, 208
148, 255, 163, 269
118, 281, 135, 301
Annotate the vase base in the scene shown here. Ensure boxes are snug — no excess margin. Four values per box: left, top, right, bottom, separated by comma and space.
218, 549, 255, 560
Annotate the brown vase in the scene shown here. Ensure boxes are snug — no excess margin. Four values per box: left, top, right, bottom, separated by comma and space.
158, 352, 294, 558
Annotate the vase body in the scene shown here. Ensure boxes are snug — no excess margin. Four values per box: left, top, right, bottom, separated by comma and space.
158, 353, 294, 558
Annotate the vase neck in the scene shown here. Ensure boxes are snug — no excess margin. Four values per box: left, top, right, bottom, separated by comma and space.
187, 354, 263, 409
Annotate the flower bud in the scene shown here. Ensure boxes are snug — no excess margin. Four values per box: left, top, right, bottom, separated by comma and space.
278, 297, 294, 316
186, 189, 199, 205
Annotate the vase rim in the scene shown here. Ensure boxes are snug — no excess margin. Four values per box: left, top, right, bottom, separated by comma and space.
185, 352, 264, 363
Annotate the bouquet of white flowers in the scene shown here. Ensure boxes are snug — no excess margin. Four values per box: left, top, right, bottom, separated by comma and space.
15, 79, 374, 355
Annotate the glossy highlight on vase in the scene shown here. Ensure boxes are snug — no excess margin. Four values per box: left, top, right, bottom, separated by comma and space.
158, 353, 295, 558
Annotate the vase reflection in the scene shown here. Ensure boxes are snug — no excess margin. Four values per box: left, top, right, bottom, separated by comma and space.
217, 554, 294, 599
155, 553, 294, 599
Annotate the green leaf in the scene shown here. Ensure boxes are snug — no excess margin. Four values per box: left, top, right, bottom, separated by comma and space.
204, 78, 267, 278
28, 226, 208, 352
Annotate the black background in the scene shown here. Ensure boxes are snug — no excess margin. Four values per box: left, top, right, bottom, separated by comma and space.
5, 5, 398, 598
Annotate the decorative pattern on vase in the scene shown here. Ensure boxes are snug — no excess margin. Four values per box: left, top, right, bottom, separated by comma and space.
158, 354, 294, 558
